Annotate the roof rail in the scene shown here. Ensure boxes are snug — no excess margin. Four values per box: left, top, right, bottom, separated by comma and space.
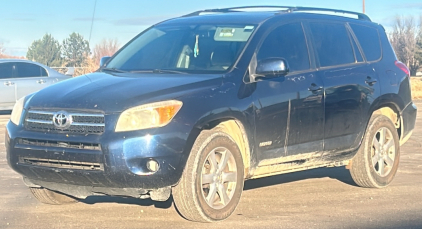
183, 6, 371, 21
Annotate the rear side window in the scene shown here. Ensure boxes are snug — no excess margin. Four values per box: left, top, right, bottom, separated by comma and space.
15, 63, 48, 78
0, 63, 15, 79
350, 24, 381, 61
258, 22, 310, 72
309, 22, 355, 67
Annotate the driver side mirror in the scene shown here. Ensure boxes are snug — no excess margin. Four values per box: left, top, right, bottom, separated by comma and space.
100, 56, 111, 68
256, 58, 289, 77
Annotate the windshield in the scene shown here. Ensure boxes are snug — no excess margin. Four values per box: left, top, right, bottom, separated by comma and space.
105, 24, 256, 73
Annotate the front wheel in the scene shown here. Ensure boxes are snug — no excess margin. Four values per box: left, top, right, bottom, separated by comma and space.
30, 187, 79, 205
350, 115, 400, 188
173, 130, 244, 222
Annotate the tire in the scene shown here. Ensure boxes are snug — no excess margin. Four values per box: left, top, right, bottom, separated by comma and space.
30, 187, 79, 205
350, 115, 400, 188
173, 130, 244, 222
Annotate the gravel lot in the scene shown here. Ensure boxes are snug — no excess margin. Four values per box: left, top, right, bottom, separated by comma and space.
1, 102, 421, 229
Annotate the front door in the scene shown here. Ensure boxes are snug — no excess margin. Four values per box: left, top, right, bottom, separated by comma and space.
14, 62, 51, 100
0, 62, 17, 109
252, 22, 324, 167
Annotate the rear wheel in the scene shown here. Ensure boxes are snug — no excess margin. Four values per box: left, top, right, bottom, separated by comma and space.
30, 187, 79, 205
173, 130, 244, 222
350, 115, 400, 188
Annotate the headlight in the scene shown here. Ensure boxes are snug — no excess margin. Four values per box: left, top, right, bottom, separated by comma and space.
115, 100, 183, 132
10, 97, 25, 125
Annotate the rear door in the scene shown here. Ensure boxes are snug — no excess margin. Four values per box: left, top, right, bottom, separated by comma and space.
14, 62, 51, 99
308, 21, 380, 159
0, 62, 17, 108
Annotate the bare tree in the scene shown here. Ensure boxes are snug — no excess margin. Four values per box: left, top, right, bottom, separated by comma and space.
74, 54, 98, 76
416, 15, 422, 72
390, 16, 421, 76
93, 38, 120, 66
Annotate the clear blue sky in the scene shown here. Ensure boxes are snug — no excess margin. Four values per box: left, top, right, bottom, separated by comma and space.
1, 0, 421, 56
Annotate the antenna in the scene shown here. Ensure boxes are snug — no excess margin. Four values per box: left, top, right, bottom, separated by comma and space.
88, 0, 97, 45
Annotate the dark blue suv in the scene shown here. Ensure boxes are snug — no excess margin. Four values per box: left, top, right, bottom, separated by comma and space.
6, 6, 417, 222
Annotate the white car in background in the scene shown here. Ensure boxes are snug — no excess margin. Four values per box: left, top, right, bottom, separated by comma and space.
0, 59, 71, 110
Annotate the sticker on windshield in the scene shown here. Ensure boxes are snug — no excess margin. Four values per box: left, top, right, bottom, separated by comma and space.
219, 28, 235, 37
214, 26, 255, 42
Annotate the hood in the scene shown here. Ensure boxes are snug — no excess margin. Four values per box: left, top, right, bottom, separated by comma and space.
27, 72, 222, 113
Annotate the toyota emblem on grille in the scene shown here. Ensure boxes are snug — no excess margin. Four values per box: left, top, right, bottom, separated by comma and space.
52, 111, 73, 129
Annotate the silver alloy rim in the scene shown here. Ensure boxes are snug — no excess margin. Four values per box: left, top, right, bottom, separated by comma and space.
371, 127, 396, 177
200, 147, 238, 210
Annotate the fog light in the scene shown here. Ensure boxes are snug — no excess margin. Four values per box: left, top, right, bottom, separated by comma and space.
146, 159, 159, 173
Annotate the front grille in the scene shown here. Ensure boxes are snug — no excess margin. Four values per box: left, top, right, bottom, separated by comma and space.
18, 138, 101, 151
25, 110, 105, 134
20, 157, 104, 171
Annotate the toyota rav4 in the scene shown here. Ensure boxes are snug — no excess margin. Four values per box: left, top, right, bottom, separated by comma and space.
6, 6, 417, 222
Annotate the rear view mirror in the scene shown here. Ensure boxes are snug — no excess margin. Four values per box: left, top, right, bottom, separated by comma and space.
256, 58, 289, 77
100, 56, 111, 68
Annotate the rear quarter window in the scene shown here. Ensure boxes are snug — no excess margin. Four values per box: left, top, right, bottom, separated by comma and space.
349, 24, 381, 62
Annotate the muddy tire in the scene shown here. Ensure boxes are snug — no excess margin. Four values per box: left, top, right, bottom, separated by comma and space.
350, 115, 400, 188
30, 187, 79, 205
173, 130, 244, 222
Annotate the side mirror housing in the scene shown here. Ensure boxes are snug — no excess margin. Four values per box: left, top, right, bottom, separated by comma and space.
100, 56, 111, 68
256, 58, 289, 77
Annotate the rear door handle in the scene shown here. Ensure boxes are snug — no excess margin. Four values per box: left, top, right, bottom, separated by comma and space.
4, 81, 14, 86
365, 76, 377, 86
308, 83, 323, 92
37, 79, 46, 84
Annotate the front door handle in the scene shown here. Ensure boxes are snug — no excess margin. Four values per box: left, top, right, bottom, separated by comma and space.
4, 81, 14, 86
37, 79, 46, 84
308, 83, 323, 92
365, 76, 377, 86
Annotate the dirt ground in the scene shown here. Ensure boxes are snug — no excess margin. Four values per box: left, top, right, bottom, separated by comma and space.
1, 102, 422, 229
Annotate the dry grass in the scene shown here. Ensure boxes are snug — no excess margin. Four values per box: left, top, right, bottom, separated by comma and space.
411, 77, 422, 100
73, 56, 98, 76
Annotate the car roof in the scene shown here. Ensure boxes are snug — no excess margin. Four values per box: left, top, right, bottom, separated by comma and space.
0, 59, 52, 69
158, 7, 373, 27
0, 59, 46, 65
160, 12, 278, 26
1, 59, 42, 64
0, 59, 63, 75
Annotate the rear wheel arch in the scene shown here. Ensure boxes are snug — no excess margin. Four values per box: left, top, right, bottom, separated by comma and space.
370, 104, 401, 140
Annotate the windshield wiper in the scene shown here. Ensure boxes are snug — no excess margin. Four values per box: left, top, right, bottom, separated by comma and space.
101, 68, 127, 73
130, 69, 187, 74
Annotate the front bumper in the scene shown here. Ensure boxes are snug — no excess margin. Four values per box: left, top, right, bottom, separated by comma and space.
6, 116, 188, 197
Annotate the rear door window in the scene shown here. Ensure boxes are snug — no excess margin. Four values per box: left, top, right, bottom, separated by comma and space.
258, 22, 310, 72
349, 24, 381, 61
0, 63, 15, 79
15, 63, 48, 78
309, 22, 355, 67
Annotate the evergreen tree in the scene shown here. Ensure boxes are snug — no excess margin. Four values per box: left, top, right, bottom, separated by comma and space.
62, 32, 90, 67
26, 34, 62, 66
